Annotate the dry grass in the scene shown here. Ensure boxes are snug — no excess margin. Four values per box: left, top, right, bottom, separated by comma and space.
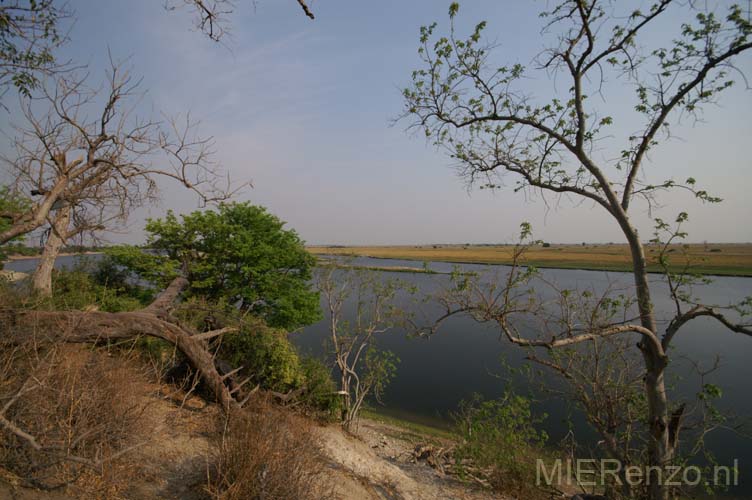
309, 243, 752, 276
206, 396, 332, 500
0, 282, 337, 499
0, 343, 156, 498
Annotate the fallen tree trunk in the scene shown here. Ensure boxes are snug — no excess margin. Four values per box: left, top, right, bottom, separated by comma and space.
1, 277, 239, 411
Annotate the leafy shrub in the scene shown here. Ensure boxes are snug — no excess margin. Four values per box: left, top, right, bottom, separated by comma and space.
48, 268, 143, 312
172, 298, 321, 401
91, 255, 156, 304
299, 357, 341, 420
453, 392, 548, 498
222, 322, 304, 393
5, 259, 154, 313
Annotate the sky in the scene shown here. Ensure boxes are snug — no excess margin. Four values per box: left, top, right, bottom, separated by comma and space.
7, 0, 752, 245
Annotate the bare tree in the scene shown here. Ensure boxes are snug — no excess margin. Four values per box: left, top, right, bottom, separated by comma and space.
418, 225, 749, 497
317, 264, 400, 431
165, 0, 316, 42
402, 2, 752, 499
0, 61, 241, 294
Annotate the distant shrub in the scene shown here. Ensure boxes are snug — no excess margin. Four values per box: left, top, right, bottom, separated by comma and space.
541, 242, 551, 248
453, 392, 548, 498
46, 268, 144, 312
710, 248, 722, 253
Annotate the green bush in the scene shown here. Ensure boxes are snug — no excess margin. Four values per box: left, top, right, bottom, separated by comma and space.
299, 357, 341, 420
91, 256, 155, 304
171, 297, 330, 407
222, 322, 304, 393
47, 268, 143, 313
0, 188, 32, 265
0, 267, 141, 315
453, 392, 548, 498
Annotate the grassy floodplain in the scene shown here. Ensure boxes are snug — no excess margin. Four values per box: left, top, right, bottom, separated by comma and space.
308, 243, 752, 277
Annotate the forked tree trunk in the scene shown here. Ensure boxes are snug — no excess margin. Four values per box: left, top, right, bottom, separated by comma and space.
32, 206, 71, 296
339, 369, 351, 428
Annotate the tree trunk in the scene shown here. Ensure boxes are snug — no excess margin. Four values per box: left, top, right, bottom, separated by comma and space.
31, 206, 71, 296
625, 226, 673, 500
340, 369, 351, 429
2, 277, 238, 411
0, 176, 69, 246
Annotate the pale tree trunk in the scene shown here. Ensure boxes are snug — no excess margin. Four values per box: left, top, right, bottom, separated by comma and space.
32, 206, 71, 296
340, 369, 351, 428
0, 175, 69, 246
624, 225, 673, 500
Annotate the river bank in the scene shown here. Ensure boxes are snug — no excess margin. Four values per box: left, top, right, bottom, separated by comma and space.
0, 270, 27, 282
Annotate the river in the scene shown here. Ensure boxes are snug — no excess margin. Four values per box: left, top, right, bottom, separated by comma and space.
296, 256, 752, 497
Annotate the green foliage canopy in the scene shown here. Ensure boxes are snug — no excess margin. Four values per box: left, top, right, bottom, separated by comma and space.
108, 202, 321, 330
0, 1, 67, 98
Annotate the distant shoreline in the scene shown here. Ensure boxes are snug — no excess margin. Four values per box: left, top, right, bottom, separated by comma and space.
329, 254, 752, 278
309, 243, 752, 278
5, 247, 751, 278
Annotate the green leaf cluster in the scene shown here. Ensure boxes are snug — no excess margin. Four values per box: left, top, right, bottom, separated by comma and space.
0, 1, 66, 97
222, 320, 305, 392
453, 391, 548, 496
0, 186, 31, 266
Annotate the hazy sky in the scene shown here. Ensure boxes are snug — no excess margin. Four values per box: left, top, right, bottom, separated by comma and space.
12, 1, 752, 244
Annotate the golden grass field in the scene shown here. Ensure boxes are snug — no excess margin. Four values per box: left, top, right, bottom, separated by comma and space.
308, 243, 752, 276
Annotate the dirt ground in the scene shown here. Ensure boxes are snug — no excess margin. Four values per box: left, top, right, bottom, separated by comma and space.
1, 389, 504, 500
316, 418, 501, 500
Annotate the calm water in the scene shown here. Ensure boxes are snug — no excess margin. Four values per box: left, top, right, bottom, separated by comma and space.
293, 256, 752, 497
7, 254, 752, 495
